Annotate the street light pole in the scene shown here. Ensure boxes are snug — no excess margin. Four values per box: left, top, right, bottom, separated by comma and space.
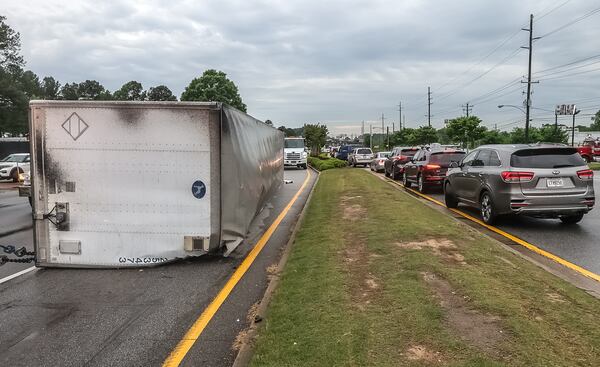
572, 109, 581, 146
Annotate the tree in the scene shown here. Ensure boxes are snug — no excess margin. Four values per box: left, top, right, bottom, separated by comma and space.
146, 85, 176, 101
590, 110, 600, 131
0, 16, 27, 135
304, 123, 328, 156
445, 116, 487, 148
539, 125, 568, 144
510, 127, 541, 144
0, 15, 24, 69
40, 76, 61, 99
181, 69, 246, 112
60, 80, 112, 100
264, 119, 273, 126
412, 126, 438, 145
19, 70, 41, 99
113, 80, 145, 101
480, 129, 510, 145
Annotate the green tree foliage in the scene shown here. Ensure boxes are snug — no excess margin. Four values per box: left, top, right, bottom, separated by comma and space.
113, 80, 145, 101
445, 116, 487, 148
277, 125, 303, 137
146, 85, 176, 101
304, 123, 328, 156
60, 80, 112, 100
264, 119, 273, 126
0, 16, 28, 135
480, 129, 510, 145
591, 110, 600, 131
40, 76, 61, 99
181, 69, 246, 112
412, 126, 439, 145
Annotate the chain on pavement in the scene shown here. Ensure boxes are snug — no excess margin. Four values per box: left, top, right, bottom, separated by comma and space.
0, 245, 36, 266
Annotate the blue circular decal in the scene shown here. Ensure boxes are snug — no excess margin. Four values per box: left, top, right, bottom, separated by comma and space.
191, 180, 207, 199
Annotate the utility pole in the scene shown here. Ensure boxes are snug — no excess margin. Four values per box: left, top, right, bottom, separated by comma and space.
381, 113, 385, 148
522, 14, 540, 143
427, 87, 432, 127
361, 120, 365, 145
461, 102, 472, 117
403, 114, 406, 130
398, 101, 402, 131
386, 126, 390, 149
369, 124, 373, 150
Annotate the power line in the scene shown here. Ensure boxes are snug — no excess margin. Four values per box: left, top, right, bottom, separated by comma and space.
535, 0, 574, 21
539, 6, 600, 39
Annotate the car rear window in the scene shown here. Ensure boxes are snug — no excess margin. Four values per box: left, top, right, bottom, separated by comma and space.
357, 148, 371, 154
400, 149, 418, 157
511, 148, 585, 168
429, 152, 466, 166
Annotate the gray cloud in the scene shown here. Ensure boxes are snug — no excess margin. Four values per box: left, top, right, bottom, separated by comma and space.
4, 0, 600, 134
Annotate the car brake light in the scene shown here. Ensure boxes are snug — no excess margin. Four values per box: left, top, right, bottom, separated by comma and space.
379, 159, 385, 164
501, 171, 534, 183
577, 169, 593, 180
425, 164, 441, 170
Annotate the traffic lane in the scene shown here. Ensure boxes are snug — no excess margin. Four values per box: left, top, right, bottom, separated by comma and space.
0, 228, 34, 280
0, 190, 32, 236
180, 168, 316, 367
0, 169, 315, 367
426, 185, 600, 276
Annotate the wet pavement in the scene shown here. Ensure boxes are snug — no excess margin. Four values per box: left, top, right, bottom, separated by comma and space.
0, 168, 316, 367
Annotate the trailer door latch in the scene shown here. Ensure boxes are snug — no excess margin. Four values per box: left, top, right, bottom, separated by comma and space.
44, 202, 70, 231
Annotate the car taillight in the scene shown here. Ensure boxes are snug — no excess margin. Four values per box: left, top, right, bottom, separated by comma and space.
501, 171, 534, 183
424, 164, 441, 170
577, 169, 593, 180
379, 159, 385, 164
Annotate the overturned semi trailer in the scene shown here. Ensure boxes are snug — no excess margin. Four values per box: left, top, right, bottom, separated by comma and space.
29, 101, 283, 267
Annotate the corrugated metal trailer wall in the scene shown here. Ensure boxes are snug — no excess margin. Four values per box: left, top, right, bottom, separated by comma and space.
29, 101, 283, 267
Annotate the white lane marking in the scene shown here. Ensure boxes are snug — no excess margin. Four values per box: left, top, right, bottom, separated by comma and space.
0, 266, 37, 285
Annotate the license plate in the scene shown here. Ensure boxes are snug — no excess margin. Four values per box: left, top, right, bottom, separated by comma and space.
547, 178, 564, 187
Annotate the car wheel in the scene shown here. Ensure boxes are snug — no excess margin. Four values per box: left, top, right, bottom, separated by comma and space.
384, 168, 390, 177
417, 175, 427, 193
402, 172, 410, 187
444, 183, 458, 208
559, 213, 584, 224
392, 167, 400, 180
11, 168, 23, 183
480, 191, 497, 224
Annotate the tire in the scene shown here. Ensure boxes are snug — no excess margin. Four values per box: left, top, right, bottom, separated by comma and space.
417, 175, 427, 193
480, 191, 497, 224
392, 167, 401, 180
559, 213, 584, 224
384, 167, 390, 177
11, 168, 23, 183
444, 183, 458, 208
583, 155, 592, 163
302, 164, 307, 170
402, 172, 410, 187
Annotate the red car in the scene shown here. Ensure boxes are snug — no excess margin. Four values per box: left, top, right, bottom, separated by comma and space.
384, 147, 419, 180
403, 147, 466, 193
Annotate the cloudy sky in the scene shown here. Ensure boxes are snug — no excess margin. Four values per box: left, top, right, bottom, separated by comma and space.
4, 0, 600, 134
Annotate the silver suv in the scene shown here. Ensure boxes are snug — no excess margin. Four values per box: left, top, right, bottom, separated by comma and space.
444, 144, 595, 224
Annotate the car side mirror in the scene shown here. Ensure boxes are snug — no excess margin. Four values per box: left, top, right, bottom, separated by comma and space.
449, 161, 459, 168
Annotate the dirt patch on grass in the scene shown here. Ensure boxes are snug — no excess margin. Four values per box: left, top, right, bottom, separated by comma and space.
423, 272, 506, 356
339, 237, 381, 310
405, 345, 443, 363
340, 195, 366, 220
546, 292, 568, 303
398, 238, 467, 265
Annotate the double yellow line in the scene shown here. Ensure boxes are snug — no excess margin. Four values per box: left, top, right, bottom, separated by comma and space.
390, 178, 600, 283
163, 170, 312, 367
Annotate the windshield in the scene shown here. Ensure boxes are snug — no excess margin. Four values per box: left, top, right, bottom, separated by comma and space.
511, 148, 585, 168
401, 149, 418, 157
429, 152, 466, 166
357, 148, 372, 154
379, 152, 391, 158
1, 154, 28, 163
284, 139, 305, 149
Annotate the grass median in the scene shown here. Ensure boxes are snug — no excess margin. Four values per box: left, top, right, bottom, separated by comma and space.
250, 169, 600, 367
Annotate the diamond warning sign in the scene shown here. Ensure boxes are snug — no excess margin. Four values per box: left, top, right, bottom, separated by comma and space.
62, 112, 89, 141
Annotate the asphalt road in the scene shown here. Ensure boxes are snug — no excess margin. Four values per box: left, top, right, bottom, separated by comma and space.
0, 168, 316, 367
0, 189, 32, 236
402, 174, 600, 276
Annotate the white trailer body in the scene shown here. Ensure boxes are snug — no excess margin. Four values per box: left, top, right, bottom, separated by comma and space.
29, 101, 283, 267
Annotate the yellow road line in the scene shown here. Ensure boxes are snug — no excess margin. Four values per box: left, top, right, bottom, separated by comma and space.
385, 177, 600, 283
163, 170, 312, 367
